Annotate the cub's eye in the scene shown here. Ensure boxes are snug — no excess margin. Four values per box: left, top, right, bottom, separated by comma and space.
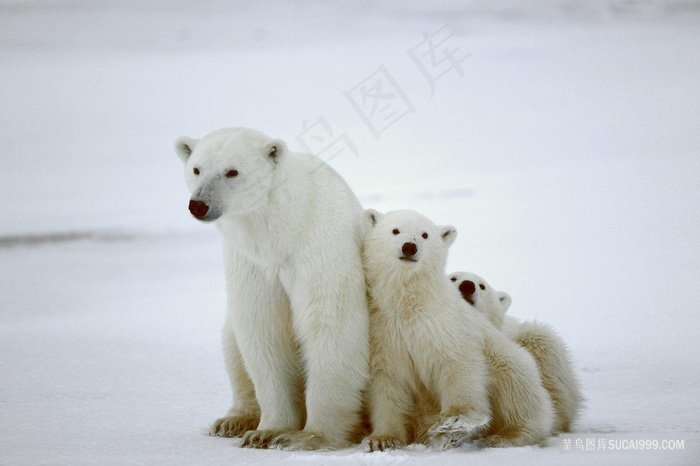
479, 284, 486, 290
225, 169, 239, 178
392, 229, 400, 235
193, 168, 200, 175
422, 232, 428, 239
450, 277, 457, 282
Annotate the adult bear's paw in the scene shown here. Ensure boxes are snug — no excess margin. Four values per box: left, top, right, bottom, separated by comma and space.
209, 414, 260, 438
271, 430, 334, 451
240, 429, 283, 449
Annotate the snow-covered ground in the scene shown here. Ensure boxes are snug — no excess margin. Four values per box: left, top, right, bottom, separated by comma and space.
1, 1, 699, 464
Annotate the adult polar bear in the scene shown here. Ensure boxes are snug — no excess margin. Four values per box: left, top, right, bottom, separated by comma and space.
175, 127, 369, 450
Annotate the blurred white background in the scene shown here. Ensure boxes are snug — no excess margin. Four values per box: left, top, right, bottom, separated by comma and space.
1, 1, 699, 464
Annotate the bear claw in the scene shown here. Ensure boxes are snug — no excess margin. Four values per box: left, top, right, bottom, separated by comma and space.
270, 430, 328, 451
428, 412, 490, 436
209, 414, 260, 438
241, 430, 278, 449
362, 435, 404, 452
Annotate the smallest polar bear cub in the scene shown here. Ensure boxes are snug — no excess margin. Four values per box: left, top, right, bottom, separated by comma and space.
449, 271, 583, 433
451, 271, 513, 330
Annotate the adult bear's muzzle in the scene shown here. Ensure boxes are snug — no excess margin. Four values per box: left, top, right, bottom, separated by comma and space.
188, 199, 209, 220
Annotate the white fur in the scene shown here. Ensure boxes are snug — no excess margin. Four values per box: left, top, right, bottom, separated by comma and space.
175, 127, 369, 450
449, 271, 584, 433
362, 210, 553, 451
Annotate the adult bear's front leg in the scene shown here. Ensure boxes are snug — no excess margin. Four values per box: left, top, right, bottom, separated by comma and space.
226, 255, 305, 448
273, 263, 370, 450
209, 326, 260, 438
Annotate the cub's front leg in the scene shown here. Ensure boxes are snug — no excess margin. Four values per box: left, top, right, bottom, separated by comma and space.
428, 344, 491, 446
362, 312, 414, 452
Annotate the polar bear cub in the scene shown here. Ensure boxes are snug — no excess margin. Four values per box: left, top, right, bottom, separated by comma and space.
449, 271, 583, 433
175, 127, 369, 450
362, 209, 553, 451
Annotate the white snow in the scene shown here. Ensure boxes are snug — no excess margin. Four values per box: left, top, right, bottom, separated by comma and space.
1, 1, 699, 464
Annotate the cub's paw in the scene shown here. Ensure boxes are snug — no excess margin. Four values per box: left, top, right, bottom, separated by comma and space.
270, 430, 330, 451
240, 430, 281, 449
481, 434, 511, 448
480, 427, 531, 448
209, 414, 260, 438
429, 432, 470, 451
428, 411, 490, 437
362, 435, 404, 452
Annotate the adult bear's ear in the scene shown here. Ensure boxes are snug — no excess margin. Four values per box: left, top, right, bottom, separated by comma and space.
175, 136, 199, 163
363, 208, 384, 231
439, 225, 457, 247
497, 291, 512, 311
266, 138, 287, 163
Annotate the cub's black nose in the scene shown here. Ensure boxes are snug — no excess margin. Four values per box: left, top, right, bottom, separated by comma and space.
459, 280, 476, 297
188, 200, 209, 219
402, 242, 417, 256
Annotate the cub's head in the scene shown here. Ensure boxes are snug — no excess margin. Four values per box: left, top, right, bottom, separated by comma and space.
174, 127, 287, 222
448, 271, 511, 329
363, 209, 457, 279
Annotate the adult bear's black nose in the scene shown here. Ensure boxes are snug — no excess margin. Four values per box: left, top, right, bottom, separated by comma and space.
459, 280, 476, 297
402, 242, 417, 256
188, 200, 209, 219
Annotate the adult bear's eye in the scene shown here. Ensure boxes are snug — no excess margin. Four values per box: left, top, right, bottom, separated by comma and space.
193, 168, 200, 175
226, 169, 239, 178
479, 284, 486, 290
422, 232, 428, 239
392, 229, 400, 235
450, 277, 457, 282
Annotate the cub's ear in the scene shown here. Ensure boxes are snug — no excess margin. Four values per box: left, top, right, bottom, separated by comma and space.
497, 291, 512, 311
363, 208, 384, 231
175, 136, 199, 163
439, 225, 457, 247
266, 138, 287, 163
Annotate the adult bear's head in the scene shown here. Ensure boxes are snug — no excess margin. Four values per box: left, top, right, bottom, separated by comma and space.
175, 127, 287, 222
